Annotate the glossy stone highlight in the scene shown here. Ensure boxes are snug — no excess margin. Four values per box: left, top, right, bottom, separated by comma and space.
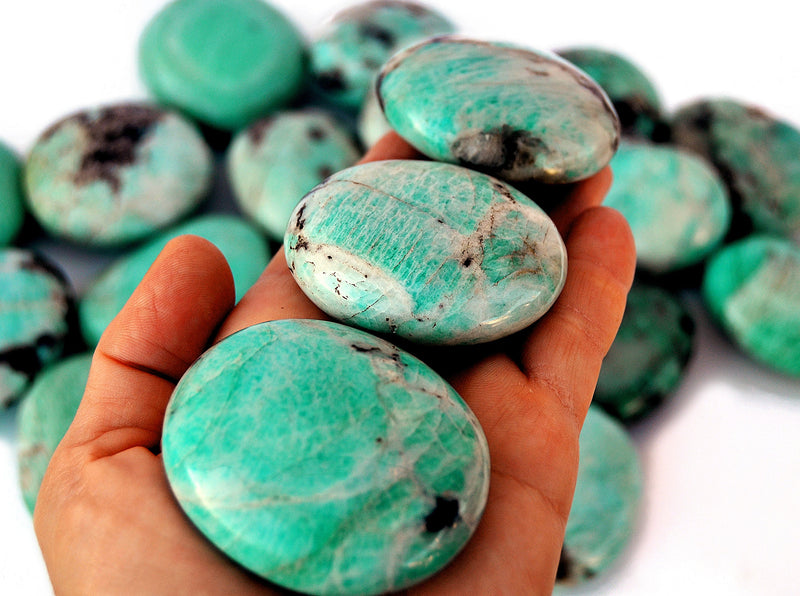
79, 214, 270, 346
671, 98, 800, 241
285, 160, 567, 344
557, 47, 666, 140
310, 0, 455, 111
24, 103, 212, 246
604, 141, 731, 273
595, 283, 695, 423
17, 352, 92, 513
378, 37, 620, 183
139, 0, 306, 130
702, 235, 800, 377
1, 249, 71, 407
228, 110, 361, 240
162, 319, 490, 596
0, 140, 24, 246
556, 406, 642, 586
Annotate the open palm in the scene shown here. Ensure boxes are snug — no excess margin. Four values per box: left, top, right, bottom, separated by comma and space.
34, 133, 634, 595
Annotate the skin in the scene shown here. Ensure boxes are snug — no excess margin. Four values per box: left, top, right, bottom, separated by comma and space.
34, 133, 635, 595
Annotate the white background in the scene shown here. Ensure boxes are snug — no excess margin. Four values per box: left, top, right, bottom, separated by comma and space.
1, 1, 799, 594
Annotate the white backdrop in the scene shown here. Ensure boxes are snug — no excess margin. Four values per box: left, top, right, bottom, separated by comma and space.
0, 1, 798, 594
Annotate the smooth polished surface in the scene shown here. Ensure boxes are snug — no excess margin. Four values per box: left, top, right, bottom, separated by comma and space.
285, 160, 567, 344
309, 0, 455, 111
16, 352, 91, 513
671, 98, 800, 241
0, 249, 71, 408
79, 214, 269, 346
162, 319, 490, 596
228, 110, 361, 240
24, 103, 212, 247
556, 406, 642, 586
557, 47, 665, 140
378, 37, 620, 183
702, 235, 800, 377
604, 141, 731, 273
139, 0, 306, 130
0, 141, 24, 246
595, 283, 695, 423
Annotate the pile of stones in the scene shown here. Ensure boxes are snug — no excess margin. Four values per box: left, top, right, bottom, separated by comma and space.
1, 0, 798, 594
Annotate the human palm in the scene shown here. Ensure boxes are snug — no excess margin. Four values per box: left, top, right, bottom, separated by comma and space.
34, 133, 634, 595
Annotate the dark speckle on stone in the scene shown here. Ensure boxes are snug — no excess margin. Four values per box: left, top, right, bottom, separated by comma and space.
73, 104, 163, 193
294, 203, 307, 231
461, 257, 472, 267
294, 235, 310, 251
451, 125, 546, 176
316, 69, 347, 92
360, 23, 395, 47
248, 117, 275, 145
0, 333, 59, 380
318, 166, 334, 180
424, 496, 460, 533
308, 126, 326, 141
556, 545, 596, 583
351, 343, 382, 354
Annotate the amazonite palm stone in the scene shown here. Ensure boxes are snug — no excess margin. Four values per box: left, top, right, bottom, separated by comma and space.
284, 160, 567, 344
556, 406, 642, 586
0, 141, 24, 246
604, 141, 731, 273
702, 235, 800, 377
377, 38, 620, 183
17, 352, 92, 513
227, 110, 361, 240
162, 319, 490, 596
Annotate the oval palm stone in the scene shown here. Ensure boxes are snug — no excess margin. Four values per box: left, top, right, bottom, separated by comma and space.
24, 103, 212, 247
0, 140, 24, 246
162, 319, 490, 596
595, 283, 695, 423
671, 98, 800, 241
227, 110, 361, 240
17, 352, 92, 513
1, 249, 72, 408
604, 141, 731, 273
139, 0, 306, 131
556, 406, 642, 587
284, 160, 567, 344
377, 38, 620, 183
702, 235, 800, 377
79, 214, 270, 346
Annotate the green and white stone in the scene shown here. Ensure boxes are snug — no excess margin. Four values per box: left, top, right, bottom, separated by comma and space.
227, 110, 361, 240
604, 141, 731, 273
377, 37, 620, 183
595, 283, 695, 423
671, 98, 800, 241
310, 0, 455, 111
24, 103, 212, 247
139, 0, 306, 131
1, 249, 71, 407
162, 319, 490, 596
285, 160, 567, 344
17, 352, 92, 514
557, 47, 666, 140
0, 140, 24, 246
556, 406, 642, 586
702, 235, 800, 377
79, 214, 270, 346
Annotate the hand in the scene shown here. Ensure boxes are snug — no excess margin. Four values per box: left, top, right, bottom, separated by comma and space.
34, 132, 635, 595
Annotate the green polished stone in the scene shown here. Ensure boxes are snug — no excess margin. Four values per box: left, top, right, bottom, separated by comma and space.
557, 47, 666, 140
595, 283, 695, 423
24, 103, 213, 247
1, 249, 72, 408
79, 214, 270, 346
284, 160, 567, 345
377, 38, 620, 183
0, 140, 24, 246
556, 406, 642, 586
139, 0, 306, 131
671, 98, 800, 241
309, 0, 455, 111
162, 319, 490, 596
702, 235, 800, 377
604, 141, 731, 273
17, 352, 92, 514
227, 110, 361, 240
